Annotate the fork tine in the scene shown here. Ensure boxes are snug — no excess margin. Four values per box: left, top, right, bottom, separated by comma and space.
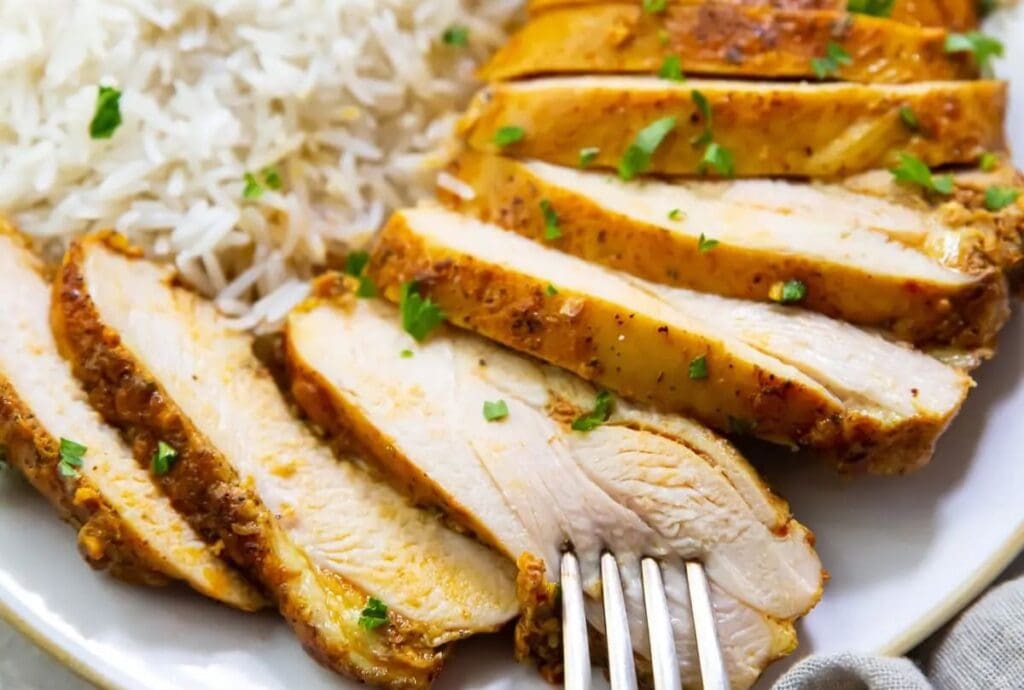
561, 551, 592, 690
641, 558, 681, 690
685, 561, 731, 690
600, 553, 638, 690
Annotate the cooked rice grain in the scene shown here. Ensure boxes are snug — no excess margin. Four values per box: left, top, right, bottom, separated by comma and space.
0, 0, 517, 327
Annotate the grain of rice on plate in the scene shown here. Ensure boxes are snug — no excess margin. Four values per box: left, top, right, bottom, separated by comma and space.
0, 0, 517, 328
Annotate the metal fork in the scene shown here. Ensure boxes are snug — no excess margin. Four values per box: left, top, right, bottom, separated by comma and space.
561, 552, 730, 690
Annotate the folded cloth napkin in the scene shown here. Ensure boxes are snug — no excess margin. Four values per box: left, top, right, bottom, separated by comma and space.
774, 574, 1024, 690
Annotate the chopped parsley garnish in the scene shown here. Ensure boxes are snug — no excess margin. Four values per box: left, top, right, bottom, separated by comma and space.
728, 416, 757, 436
890, 152, 953, 195
978, 0, 997, 18
358, 597, 389, 630
847, 0, 894, 17
442, 25, 470, 47
571, 391, 614, 432
980, 152, 999, 171
691, 89, 712, 146
89, 86, 123, 139
944, 31, 1004, 76
545, 283, 559, 296
688, 355, 708, 380
618, 117, 676, 181
898, 106, 920, 132
984, 186, 1020, 211
700, 142, 734, 177
400, 349, 414, 358
810, 42, 852, 80
399, 281, 445, 342
642, 0, 668, 13
697, 233, 719, 253
493, 125, 525, 147
539, 199, 562, 240
242, 166, 284, 199
151, 441, 178, 476
658, 55, 685, 82
483, 399, 509, 421
668, 208, 683, 221
579, 147, 600, 167
58, 438, 87, 478
344, 250, 377, 298
769, 279, 807, 304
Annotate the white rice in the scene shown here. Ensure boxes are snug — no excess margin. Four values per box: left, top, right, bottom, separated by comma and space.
0, 0, 517, 327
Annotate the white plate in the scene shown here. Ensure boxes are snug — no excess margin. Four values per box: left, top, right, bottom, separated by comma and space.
2, 8, 1023, 690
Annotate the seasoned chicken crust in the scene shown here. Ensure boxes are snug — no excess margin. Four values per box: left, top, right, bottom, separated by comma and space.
482, 5, 975, 83
460, 77, 1005, 178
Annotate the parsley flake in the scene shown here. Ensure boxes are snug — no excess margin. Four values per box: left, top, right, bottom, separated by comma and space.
688, 355, 708, 380
243, 172, 263, 199
699, 142, 734, 177
618, 116, 676, 181
442, 25, 470, 47
811, 42, 852, 80
151, 441, 178, 476
769, 279, 807, 304
344, 250, 377, 298
242, 167, 283, 199
697, 233, 719, 253
89, 86, 123, 139
658, 55, 685, 82
358, 597, 389, 630
579, 147, 600, 167
399, 282, 445, 342
668, 208, 683, 221
898, 106, 920, 132
728, 416, 757, 436
572, 391, 614, 432
980, 152, 999, 171
642, 0, 668, 13
58, 438, 87, 478
539, 199, 562, 240
985, 186, 1020, 211
493, 125, 525, 147
400, 349, 414, 358
545, 283, 559, 296
847, 0, 894, 16
483, 400, 509, 421
890, 152, 953, 195
944, 31, 1003, 76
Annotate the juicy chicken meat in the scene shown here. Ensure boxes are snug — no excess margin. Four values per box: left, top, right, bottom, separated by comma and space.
52, 235, 518, 690
440, 152, 1008, 350
369, 207, 972, 473
0, 227, 262, 610
459, 77, 1005, 177
284, 285, 824, 690
526, 0, 979, 30
481, 5, 974, 83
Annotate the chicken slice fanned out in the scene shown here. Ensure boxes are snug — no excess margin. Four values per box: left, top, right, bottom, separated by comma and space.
284, 283, 824, 690
440, 153, 1008, 350
369, 207, 972, 473
526, 0, 979, 30
459, 77, 1004, 177
52, 234, 518, 690
0, 227, 263, 610
482, 4, 974, 83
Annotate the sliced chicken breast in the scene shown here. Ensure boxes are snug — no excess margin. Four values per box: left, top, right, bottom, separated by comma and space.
369, 207, 972, 473
459, 77, 1005, 177
440, 153, 1008, 350
284, 283, 824, 690
482, 5, 974, 83
52, 234, 518, 690
0, 227, 262, 610
526, 0, 979, 30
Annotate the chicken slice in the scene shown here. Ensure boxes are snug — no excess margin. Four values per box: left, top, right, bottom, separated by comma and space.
482, 5, 973, 83
526, 0, 979, 30
52, 234, 518, 690
0, 227, 263, 610
440, 152, 1008, 350
369, 206, 972, 473
284, 284, 823, 690
459, 77, 1004, 177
